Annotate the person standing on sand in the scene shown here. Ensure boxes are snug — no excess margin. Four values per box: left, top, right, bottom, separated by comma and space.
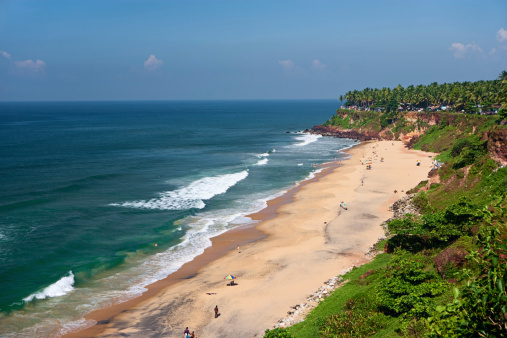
214, 305, 219, 318
184, 327, 190, 337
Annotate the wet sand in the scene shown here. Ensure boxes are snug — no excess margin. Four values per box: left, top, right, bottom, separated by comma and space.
67, 140, 434, 338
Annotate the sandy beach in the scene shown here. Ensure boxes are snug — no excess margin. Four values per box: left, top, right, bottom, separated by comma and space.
68, 140, 434, 338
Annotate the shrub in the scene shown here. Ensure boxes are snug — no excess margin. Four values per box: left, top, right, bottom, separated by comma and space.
450, 138, 473, 157
413, 191, 432, 213
264, 327, 294, 338
376, 252, 446, 317
450, 136, 487, 169
427, 227, 507, 337
386, 198, 482, 251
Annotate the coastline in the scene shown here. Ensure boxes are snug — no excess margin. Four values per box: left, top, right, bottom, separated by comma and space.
67, 140, 434, 337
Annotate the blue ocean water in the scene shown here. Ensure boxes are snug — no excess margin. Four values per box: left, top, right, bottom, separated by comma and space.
0, 100, 355, 336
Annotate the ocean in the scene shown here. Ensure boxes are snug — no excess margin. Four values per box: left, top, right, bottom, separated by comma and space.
0, 100, 355, 336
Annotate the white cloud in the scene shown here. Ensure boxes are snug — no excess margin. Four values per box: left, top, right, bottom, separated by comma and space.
144, 54, 163, 71
496, 28, 507, 43
490, 48, 497, 54
14, 59, 46, 72
0, 50, 11, 59
311, 59, 326, 70
449, 42, 483, 59
278, 59, 295, 71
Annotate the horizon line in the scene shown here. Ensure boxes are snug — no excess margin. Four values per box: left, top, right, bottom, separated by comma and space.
0, 98, 342, 104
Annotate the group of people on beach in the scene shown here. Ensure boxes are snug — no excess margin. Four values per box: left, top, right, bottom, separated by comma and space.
184, 327, 195, 338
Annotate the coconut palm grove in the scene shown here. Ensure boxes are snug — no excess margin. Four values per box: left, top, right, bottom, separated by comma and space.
339, 71, 507, 115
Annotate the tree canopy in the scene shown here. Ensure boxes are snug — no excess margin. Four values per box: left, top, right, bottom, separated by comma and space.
341, 71, 507, 113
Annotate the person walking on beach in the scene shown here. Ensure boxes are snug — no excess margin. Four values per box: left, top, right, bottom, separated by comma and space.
214, 305, 219, 318
184, 327, 190, 337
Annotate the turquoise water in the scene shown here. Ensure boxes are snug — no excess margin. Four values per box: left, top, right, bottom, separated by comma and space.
0, 100, 355, 336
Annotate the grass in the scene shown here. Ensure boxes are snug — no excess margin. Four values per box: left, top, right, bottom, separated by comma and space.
426, 156, 507, 211
287, 254, 392, 337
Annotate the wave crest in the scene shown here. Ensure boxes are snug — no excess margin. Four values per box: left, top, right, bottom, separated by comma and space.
294, 133, 321, 146
112, 170, 249, 210
255, 158, 268, 166
23, 271, 75, 302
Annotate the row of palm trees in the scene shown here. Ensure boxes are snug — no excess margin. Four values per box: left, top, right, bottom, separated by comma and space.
339, 71, 507, 113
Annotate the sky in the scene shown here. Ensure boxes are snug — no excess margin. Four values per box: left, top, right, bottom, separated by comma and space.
0, 0, 506, 101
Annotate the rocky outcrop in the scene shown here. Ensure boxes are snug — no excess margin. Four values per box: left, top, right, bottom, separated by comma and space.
484, 127, 507, 166
433, 247, 469, 279
308, 125, 379, 141
388, 194, 421, 219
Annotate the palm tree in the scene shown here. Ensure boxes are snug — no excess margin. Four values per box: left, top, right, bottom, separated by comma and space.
498, 70, 507, 81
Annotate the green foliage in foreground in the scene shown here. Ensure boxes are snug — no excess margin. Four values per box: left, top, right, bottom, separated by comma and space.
427, 223, 507, 336
376, 252, 446, 317
386, 198, 482, 252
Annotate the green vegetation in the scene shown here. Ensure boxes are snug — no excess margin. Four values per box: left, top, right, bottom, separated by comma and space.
339, 71, 507, 113
264, 77, 507, 337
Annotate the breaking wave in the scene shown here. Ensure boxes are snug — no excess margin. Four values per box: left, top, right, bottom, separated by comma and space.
23, 271, 75, 302
112, 170, 249, 210
293, 133, 322, 146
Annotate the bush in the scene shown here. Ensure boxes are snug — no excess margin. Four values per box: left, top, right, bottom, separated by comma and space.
498, 107, 507, 120
427, 227, 507, 337
264, 328, 294, 337
413, 191, 432, 213
386, 198, 482, 251
376, 252, 446, 317
450, 138, 473, 157
450, 136, 486, 169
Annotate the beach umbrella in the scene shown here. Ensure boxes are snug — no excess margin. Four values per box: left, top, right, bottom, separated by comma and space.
224, 275, 236, 280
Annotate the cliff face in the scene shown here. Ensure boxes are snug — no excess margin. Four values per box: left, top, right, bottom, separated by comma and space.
484, 128, 507, 165
310, 110, 507, 164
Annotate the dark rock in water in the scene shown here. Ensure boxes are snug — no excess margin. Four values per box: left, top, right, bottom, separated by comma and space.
309, 125, 378, 141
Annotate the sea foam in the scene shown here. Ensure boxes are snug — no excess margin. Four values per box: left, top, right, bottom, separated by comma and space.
23, 271, 75, 302
255, 158, 269, 166
294, 133, 322, 146
112, 170, 249, 210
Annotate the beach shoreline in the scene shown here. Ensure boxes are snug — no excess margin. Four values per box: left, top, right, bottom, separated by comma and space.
65, 152, 346, 338
66, 140, 434, 338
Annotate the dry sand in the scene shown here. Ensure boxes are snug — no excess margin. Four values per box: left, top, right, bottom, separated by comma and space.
67, 140, 434, 338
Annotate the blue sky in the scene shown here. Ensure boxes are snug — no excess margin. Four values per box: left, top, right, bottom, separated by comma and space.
0, 0, 506, 101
